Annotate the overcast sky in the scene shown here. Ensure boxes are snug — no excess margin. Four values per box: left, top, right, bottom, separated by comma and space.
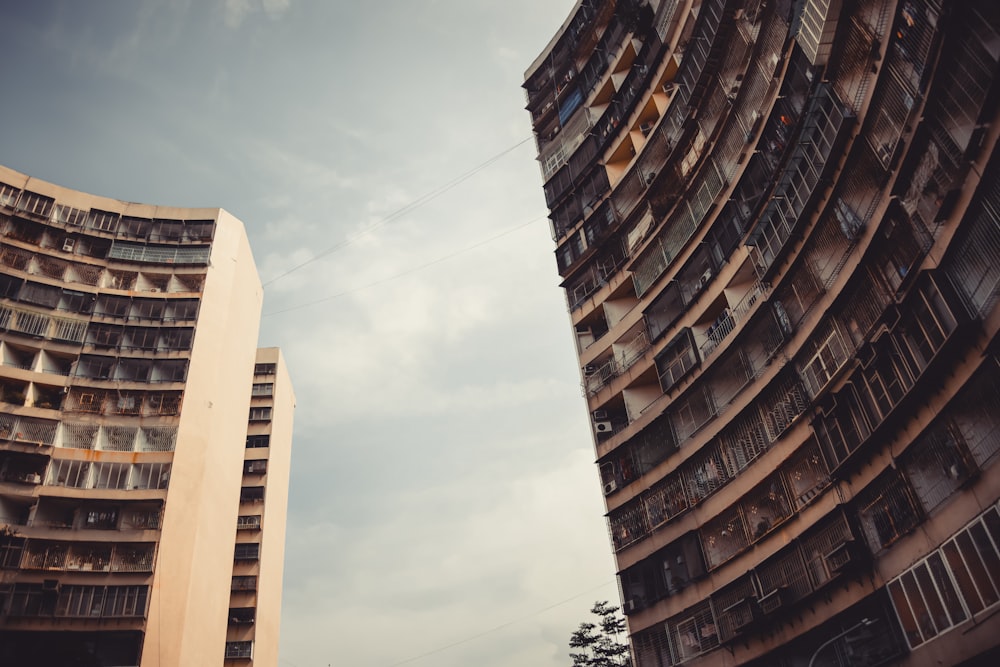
0, 1, 621, 665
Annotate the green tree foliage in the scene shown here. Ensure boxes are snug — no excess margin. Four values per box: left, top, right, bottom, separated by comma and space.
569, 601, 632, 667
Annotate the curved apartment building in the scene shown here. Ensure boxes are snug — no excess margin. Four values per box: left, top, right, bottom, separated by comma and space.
526, 1, 1000, 665
0, 165, 293, 666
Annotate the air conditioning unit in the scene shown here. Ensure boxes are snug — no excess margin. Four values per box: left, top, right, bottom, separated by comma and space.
603, 480, 618, 495
62, 238, 76, 252
594, 420, 614, 434
584, 364, 598, 375
721, 597, 760, 635
757, 587, 787, 615
824, 539, 864, 574
592, 409, 609, 421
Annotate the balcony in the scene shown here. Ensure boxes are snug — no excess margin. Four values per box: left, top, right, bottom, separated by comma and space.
225, 641, 253, 660
18, 541, 156, 573
0, 414, 58, 446
234, 543, 260, 561
229, 607, 256, 625
237, 515, 261, 530
240, 486, 265, 504
243, 459, 267, 475
231, 575, 257, 592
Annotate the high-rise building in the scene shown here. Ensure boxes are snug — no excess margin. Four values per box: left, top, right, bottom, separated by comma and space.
0, 165, 294, 666
525, 1, 1000, 665
227, 349, 294, 666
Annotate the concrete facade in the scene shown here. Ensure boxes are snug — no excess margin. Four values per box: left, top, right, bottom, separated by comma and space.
0, 165, 293, 666
526, 1, 1000, 665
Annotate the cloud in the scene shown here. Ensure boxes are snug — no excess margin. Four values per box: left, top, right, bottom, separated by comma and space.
223, 0, 253, 28
262, 0, 292, 18
224, 0, 291, 28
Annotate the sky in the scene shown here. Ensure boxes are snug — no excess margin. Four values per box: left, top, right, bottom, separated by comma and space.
0, 1, 622, 666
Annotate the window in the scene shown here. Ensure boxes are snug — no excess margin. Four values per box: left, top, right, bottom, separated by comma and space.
798, 324, 849, 397
244, 459, 267, 474
84, 509, 119, 529
51, 585, 148, 618
240, 486, 265, 503
165, 299, 199, 321
813, 385, 873, 468
254, 363, 276, 375
59, 289, 95, 314
131, 462, 170, 490
856, 471, 922, 552
56, 585, 105, 617
249, 407, 272, 422
246, 435, 270, 449
88, 210, 120, 232
52, 204, 87, 227
14, 191, 54, 217
225, 641, 254, 659
609, 500, 650, 551
889, 505, 1000, 648
666, 600, 718, 663
234, 543, 260, 561
159, 328, 193, 350
902, 419, 976, 513
103, 585, 149, 617
126, 327, 159, 350
95, 295, 130, 319
701, 507, 750, 569
116, 358, 152, 382
19, 282, 61, 308
153, 359, 188, 383
229, 607, 256, 624
48, 460, 91, 488
897, 277, 958, 372
129, 299, 165, 321
119, 216, 151, 238
0, 535, 25, 568
76, 355, 116, 380
0, 181, 19, 207
92, 463, 130, 489
655, 329, 699, 393
231, 575, 257, 591
251, 382, 273, 397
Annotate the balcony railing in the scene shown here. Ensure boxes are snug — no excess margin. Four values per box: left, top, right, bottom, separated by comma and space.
237, 515, 261, 530
18, 542, 156, 573
619, 330, 652, 372
225, 641, 253, 659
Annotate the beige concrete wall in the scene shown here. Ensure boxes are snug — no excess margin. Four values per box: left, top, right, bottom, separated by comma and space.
141, 210, 263, 667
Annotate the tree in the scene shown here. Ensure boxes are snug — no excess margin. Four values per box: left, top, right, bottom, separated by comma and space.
569, 601, 632, 667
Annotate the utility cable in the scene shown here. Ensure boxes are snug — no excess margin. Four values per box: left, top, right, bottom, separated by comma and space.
261, 216, 543, 317
382, 579, 619, 667
261, 137, 534, 288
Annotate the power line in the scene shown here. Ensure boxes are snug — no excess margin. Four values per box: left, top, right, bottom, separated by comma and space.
382, 580, 618, 667
261, 216, 543, 317
261, 137, 535, 288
